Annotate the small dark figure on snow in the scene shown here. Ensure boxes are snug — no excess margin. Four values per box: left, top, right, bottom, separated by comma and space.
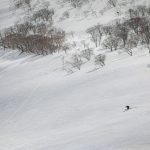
126, 106, 130, 110
124, 106, 131, 112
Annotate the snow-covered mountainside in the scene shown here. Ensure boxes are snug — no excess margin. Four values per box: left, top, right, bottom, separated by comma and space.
0, 0, 150, 150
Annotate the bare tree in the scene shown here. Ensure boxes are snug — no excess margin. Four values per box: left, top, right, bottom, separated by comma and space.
102, 35, 120, 51
14, 21, 33, 35
141, 24, 150, 53
0, 33, 5, 50
95, 54, 106, 67
126, 32, 139, 56
146, 6, 150, 16
124, 17, 148, 35
36, 23, 47, 35
114, 22, 129, 47
32, 8, 54, 23
81, 48, 93, 61
128, 8, 139, 18
107, 0, 117, 8
70, 54, 83, 70
62, 44, 70, 53
87, 26, 98, 47
87, 24, 103, 47
102, 25, 114, 35
137, 5, 147, 17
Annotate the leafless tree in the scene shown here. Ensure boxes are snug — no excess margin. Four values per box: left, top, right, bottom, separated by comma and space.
87, 24, 103, 47
126, 32, 139, 56
141, 23, 150, 53
14, 21, 33, 35
32, 8, 54, 23
0, 32, 6, 50
102, 36, 120, 51
70, 54, 83, 70
102, 25, 114, 35
137, 5, 147, 17
95, 54, 106, 67
36, 23, 47, 35
128, 8, 139, 18
81, 48, 93, 61
107, 0, 117, 8
146, 6, 150, 16
62, 44, 70, 53
124, 17, 147, 35
128, 5, 148, 18
114, 22, 129, 47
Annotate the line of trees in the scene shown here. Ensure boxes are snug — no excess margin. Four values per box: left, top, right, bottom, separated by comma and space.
87, 5, 150, 55
63, 46, 106, 74
0, 5, 66, 55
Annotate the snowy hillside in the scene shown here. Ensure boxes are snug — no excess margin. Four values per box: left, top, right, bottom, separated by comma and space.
0, 0, 150, 150
1, 47, 150, 150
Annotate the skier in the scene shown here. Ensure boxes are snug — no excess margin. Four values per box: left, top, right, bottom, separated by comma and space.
124, 105, 131, 112
126, 106, 130, 110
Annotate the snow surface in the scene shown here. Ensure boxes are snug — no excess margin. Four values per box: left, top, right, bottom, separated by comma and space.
1, 48, 150, 150
0, 0, 150, 150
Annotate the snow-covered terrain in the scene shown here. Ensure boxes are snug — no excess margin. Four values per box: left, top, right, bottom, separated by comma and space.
0, 0, 150, 150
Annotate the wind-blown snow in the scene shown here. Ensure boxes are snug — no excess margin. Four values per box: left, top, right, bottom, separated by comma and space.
0, 48, 150, 150
0, 0, 150, 150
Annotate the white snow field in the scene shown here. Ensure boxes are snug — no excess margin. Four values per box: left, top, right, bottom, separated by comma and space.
0, 48, 150, 150
1, 0, 150, 150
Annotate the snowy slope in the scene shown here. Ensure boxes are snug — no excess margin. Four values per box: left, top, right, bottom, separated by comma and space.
0, 49, 150, 150
0, 0, 150, 150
